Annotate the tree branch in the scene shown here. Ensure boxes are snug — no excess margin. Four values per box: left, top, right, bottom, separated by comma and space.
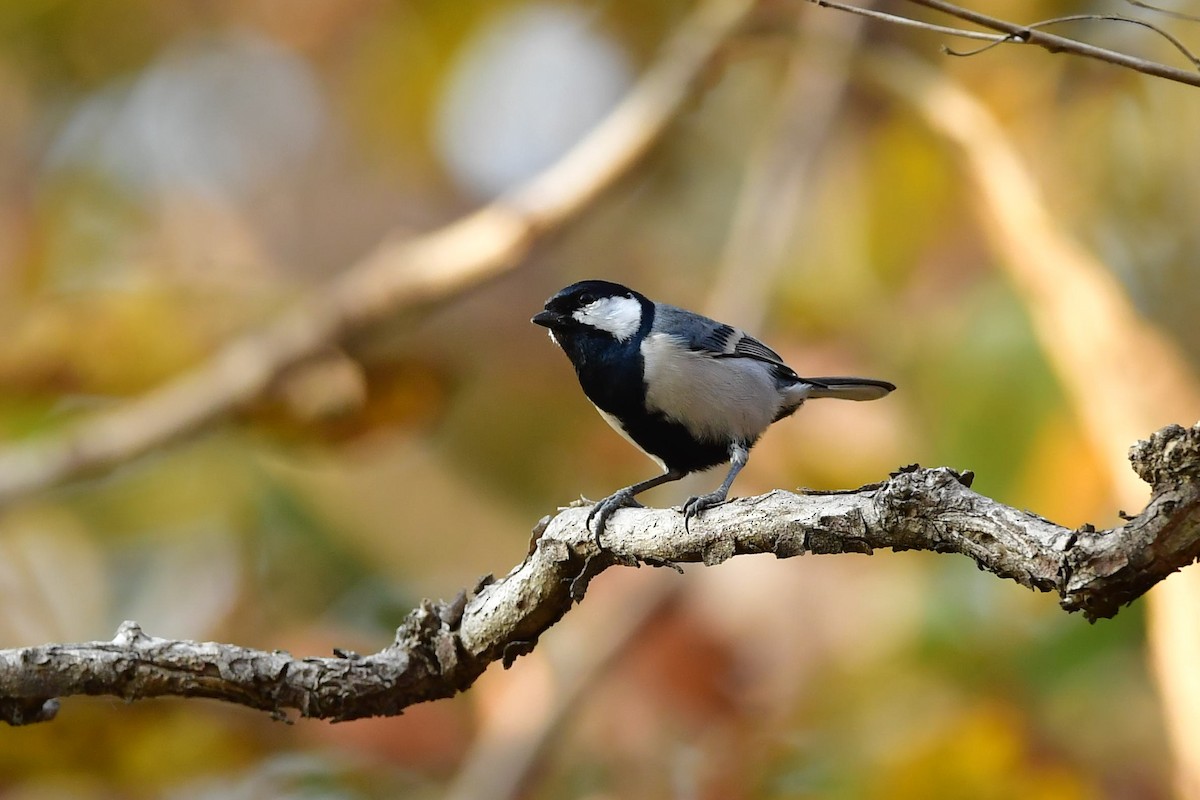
2, 422, 1197, 727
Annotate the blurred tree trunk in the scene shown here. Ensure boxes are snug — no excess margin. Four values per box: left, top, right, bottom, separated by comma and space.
874, 55, 1200, 798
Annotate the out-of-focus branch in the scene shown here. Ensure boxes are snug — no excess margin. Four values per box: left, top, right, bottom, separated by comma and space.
444, 579, 680, 800
812, 0, 1006, 42
2, 423, 1198, 726
869, 53, 1200, 496
906, 0, 1200, 85
708, 1, 865, 327
0, 0, 758, 507
872, 53, 1200, 798
809, 0, 1200, 88
1125, 0, 1200, 24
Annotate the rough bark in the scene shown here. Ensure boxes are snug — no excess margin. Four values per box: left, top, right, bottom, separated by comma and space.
1, 422, 1197, 726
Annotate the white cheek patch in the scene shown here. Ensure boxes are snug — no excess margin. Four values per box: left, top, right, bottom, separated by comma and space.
572, 296, 641, 341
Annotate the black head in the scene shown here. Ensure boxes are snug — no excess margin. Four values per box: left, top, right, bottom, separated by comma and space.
531, 280, 650, 344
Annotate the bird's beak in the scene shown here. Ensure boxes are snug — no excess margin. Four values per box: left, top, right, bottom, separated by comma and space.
531, 310, 560, 328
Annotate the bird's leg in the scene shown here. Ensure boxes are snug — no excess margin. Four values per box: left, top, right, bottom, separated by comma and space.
683, 441, 749, 530
587, 469, 685, 550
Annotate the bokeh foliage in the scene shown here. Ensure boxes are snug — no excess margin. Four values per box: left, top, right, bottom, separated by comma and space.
0, 0, 1196, 797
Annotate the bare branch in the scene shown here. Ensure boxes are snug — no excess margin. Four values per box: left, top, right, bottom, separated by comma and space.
1020, 14, 1200, 68
0, 0, 758, 507
906, 0, 1200, 85
941, 14, 1200, 77
1, 422, 1197, 727
808, 0, 1200, 87
1125, 0, 1200, 25
810, 0, 1005, 42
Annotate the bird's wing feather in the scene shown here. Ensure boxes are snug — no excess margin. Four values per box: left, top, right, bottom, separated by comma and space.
652, 305, 732, 352
730, 334, 786, 365
653, 305, 800, 380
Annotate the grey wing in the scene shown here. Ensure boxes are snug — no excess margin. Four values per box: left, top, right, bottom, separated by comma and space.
731, 334, 785, 365
652, 304, 735, 352
731, 334, 800, 381
653, 304, 799, 379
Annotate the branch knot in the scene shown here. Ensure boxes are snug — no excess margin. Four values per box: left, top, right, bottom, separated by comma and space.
1130, 422, 1200, 489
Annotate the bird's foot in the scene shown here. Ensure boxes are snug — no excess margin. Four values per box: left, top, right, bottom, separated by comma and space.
586, 490, 644, 550
682, 490, 729, 533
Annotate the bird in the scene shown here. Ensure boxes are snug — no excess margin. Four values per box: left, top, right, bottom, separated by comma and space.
532, 279, 895, 548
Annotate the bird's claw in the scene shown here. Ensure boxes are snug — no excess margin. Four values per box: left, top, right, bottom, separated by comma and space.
586, 491, 644, 550
681, 491, 728, 533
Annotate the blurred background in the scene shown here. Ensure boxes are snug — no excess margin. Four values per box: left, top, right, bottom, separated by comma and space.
0, 0, 1198, 797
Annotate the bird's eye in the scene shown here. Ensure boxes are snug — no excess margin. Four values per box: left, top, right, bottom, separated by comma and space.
578, 293, 595, 305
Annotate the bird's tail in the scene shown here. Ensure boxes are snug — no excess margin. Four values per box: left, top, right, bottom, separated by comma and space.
803, 376, 896, 401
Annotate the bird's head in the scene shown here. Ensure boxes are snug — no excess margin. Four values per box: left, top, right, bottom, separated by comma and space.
532, 280, 648, 347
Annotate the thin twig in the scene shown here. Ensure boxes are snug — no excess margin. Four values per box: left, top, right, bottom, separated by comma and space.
816, 0, 1200, 75
903, 0, 1200, 86
943, 14, 1200, 66
810, 0, 1005, 42
1125, 0, 1200, 24
1021, 14, 1200, 68
942, 35, 1020, 58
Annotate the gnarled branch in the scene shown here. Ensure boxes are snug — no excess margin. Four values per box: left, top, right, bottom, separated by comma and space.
1, 422, 1197, 727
